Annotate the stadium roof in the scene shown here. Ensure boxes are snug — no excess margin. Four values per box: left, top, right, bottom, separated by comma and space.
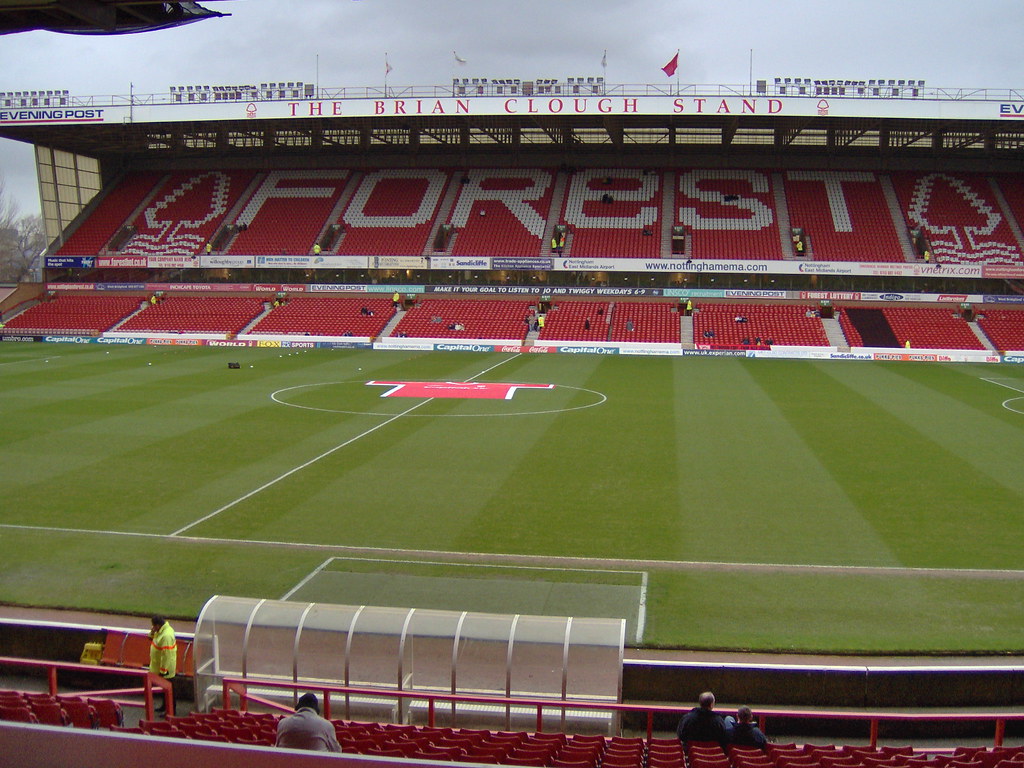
4, 112, 1024, 169
0, 0, 228, 35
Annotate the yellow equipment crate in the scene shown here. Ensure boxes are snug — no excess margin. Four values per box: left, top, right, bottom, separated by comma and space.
80, 642, 104, 665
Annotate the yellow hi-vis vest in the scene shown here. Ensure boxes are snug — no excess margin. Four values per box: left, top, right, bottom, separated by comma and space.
150, 622, 177, 679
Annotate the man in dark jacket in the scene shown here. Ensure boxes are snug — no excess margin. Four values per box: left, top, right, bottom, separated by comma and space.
729, 706, 767, 749
677, 691, 730, 746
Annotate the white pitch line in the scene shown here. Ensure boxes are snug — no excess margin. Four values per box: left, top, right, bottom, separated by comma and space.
286, 555, 647, 638
0, 356, 62, 368
170, 353, 521, 536
980, 377, 1024, 414
3, 523, 1024, 580
635, 571, 648, 645
316, 554, 646, 578
281, 557, 335, 601
981, 378, 1024, 395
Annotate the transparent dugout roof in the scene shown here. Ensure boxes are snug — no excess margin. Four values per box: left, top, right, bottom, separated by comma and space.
194, 595, 625, 730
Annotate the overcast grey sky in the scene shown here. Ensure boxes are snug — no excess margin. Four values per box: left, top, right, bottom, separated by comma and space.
1, 0, 1021, 217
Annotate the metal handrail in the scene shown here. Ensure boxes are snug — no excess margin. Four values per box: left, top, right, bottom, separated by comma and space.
0, 655, 174, 720
220, 675, 1024, 748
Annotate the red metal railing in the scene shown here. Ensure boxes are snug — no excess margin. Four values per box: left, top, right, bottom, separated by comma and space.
220, 676, 1024, 748
0, 655, 174, 721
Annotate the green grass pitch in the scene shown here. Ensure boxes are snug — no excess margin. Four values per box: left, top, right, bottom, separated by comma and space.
1, 341, 1023, 654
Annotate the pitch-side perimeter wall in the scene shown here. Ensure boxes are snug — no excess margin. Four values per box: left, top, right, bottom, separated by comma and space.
0, 333, 1014, 364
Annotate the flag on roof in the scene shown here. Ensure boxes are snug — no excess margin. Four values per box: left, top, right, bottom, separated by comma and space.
385, 53, 393, 75
662, 50, 679, 77
601, 50, 607, 68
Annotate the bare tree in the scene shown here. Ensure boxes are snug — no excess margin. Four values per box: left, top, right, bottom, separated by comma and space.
0, 176, 44, 282
2, 215, 45, 282
0, 175, 16, 227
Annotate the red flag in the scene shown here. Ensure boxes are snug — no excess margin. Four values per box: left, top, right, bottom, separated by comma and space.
662, 51, 679, 77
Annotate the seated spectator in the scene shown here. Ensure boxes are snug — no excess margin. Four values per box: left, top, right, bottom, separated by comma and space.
729, 706, 766, 749
276, 693, 342, 752
734, 315, 747, 323
677, 691, 730, 746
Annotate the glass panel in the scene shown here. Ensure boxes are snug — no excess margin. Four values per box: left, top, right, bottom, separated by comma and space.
566, 617, 623, 701
37, 159, 54, 185
453, 612, 515, 695
510, 615, 568, 699
243, 599, 309, 680
194, 596, 262, 711
59, 202, 80, 223
53, 149, 75, 168
295, 603, 361, 687
341, 605, 410, 722
403, 609, 460, 691
347, 606, 409, 687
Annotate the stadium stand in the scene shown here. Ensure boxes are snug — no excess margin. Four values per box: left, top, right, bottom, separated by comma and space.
0, 690, 119, 729
4, 294, 142, 334
46, 164, 1024, 267
557, 169, 662, 259
538, 301, 613, 342
839, 308, 899, 349
448, 169, 557, 258
226, 171, 352, 255
992, 175, 1024, 248
609, 301, 681, 343
335, 169, 451, 256
116, 296, 265, 335
840, 307, 986, 350
976, 310, 1024, 352
677, 170, 785, 260
119, 171, 256, 258
248, 296, 394, 338
782, 171, 906, 262
54, 172, 164, 256
393, 299, 533, 340
6, 701, 1024, 767
693, 304, 831, 347
889, 172, 1024, 265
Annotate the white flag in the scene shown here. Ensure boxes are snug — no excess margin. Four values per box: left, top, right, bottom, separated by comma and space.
385, 53, 393, 75
453, 50, 467, 66
601, 50, 607, 68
